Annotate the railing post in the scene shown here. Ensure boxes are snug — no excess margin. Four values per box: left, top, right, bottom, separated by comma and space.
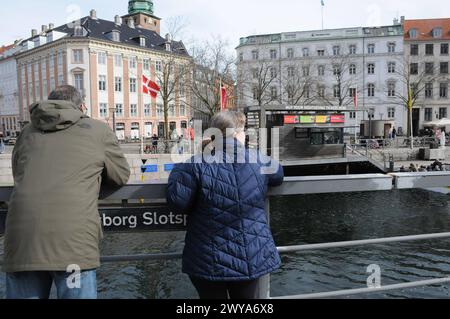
259, 198, 271, 299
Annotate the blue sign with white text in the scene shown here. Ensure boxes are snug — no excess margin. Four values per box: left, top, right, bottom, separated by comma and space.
141, 165, 158, 173
164, 164, 175, 172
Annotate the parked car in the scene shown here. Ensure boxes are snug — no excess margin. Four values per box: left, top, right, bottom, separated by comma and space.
6, 138, 17, 145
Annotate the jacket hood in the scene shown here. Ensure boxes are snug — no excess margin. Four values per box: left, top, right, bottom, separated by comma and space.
30, 100, 87, 132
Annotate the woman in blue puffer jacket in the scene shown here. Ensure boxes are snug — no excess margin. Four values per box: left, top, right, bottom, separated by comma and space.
167, 110, 284, 299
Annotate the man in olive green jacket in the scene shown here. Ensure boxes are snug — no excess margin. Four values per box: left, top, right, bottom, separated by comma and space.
3, 85, 130, 299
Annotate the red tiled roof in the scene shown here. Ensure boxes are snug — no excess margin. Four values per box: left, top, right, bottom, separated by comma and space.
0, 44, 15, 55
404, 18, 450, 40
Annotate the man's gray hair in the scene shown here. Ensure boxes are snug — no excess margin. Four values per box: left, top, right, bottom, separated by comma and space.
48, 85, 83, 108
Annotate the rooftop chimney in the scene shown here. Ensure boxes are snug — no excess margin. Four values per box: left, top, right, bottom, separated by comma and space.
49, 23, 55, 30
400, 16, 405, 24
41, 25, 49, 33
127, 19, 135, 29
31, 29, 38, 37
90, 9, 97, 20
114, 15, 122, 25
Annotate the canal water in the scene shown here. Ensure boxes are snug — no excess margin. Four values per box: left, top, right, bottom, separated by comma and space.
0, 189, 449, 299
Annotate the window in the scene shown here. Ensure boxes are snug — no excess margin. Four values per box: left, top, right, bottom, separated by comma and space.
409, 29, 417, 39
349, 88, 356, 97
252, 87, 258, 100
440, 62, 449, 74
411, 83, 419, 96
388, 42, 396, 53
114, 54, 122, 67
179, 103, 186, 116
115, 77, 122, 92
270, 49, 277, 59
317, 86, 325, 98
425, 44, 434, 55
439, 107, 447, 119
318, 65, 325, 76
73, 49, 83, 63
349, 112, 356, 119
130, 104, 138, 117
252, 68, 259, 79
74, 26, 84, 37
333, 85, 340, 98
388, 107, 395, 118
440, 83, 448, 98
143, 59, 150, 71
98, 52, 107, 65
425, 62, 435, 75
410, 63, 419, 75
270, 86, 278, 100
349, 64, 356, 75
368, 44, 375, 54
252, 50, 259, 60
441, 43, 449, 55
74, 73, 84, 95
130, 78, 137, 93
157, 104, 163, 117
317, 49, 325, 56
388, 82, 396, 97
140, 37, 146, 47
169, 104, 175, 117
410, 44, 419, 56
333, 65, 341, 76
425, 83, 433, 99
270, 67, 277, 79
239, 53, 243, 62
303, 48, 309, 57
433, 28, 443, 38
287, 66, 294, 77
57, 52, 63, 66
367, 63, 375, 74
99, 103, 108, 118
368, 83, 375, 97
129, 57, 137, 69
302, 66, 310, 77
332, 45, 340, 56
115, 103, 123, 117
287, 48, 294, 58
155, 61, 162, 72
425, 108, 433, 121
349, 45, 357, 55
388, 62, 396, 73
98, 75, 107, 91
144, 104, 151, 117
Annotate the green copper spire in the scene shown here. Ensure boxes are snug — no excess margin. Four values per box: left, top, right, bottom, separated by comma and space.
128, 0, 154, 15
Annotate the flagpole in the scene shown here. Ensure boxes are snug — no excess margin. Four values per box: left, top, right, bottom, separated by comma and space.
321, 5, 324, 30
354, 85, 358, 145
219, 78, 223, 112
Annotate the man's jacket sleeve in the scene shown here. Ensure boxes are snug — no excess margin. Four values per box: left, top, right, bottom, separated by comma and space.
103, 128, 130, 186
167, 162, 198, 214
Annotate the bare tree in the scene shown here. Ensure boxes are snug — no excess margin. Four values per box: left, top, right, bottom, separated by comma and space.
282, 61, 317, 106
389, 55, 443, 137
188, 36, 235, 121
155, 54, 191, 141
164, 16, 189, 40
319, 54, 358, 107
237, 58, 281, 107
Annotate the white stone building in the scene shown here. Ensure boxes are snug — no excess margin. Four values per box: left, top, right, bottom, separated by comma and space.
236, 22, 407, 136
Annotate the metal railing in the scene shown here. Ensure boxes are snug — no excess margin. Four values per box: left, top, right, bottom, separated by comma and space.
1, 172, 450, 299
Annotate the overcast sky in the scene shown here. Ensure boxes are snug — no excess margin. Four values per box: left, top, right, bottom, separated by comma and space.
1, 0, 449, 51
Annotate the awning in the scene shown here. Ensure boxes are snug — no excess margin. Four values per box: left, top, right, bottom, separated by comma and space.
423, 118, 450, 127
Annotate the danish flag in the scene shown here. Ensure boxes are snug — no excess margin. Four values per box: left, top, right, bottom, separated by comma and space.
142, 75, 160, 98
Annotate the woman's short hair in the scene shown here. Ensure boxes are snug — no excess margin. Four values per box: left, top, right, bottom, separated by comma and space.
209, 110, 246, 137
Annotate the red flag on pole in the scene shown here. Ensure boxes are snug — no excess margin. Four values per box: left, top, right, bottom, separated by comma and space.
142, 75, 160, 98
221, 86, 228, 110
353, 87, 358, 110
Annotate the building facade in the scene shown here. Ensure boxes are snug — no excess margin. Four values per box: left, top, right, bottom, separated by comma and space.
404, 19, 450, 135
236, 22, 407, 136
14, 0, 192, 140
0, 43, 22, 137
